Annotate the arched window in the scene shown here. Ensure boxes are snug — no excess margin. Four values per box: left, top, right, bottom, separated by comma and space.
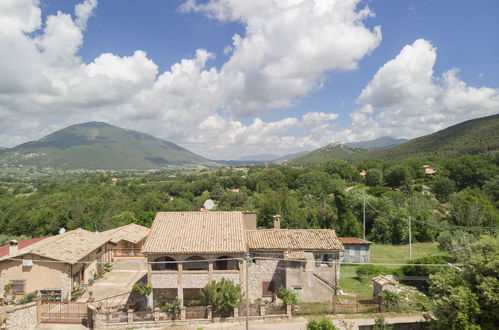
152, 256, 177, 271
184, 256, 208, 271
214, 256, 239, 271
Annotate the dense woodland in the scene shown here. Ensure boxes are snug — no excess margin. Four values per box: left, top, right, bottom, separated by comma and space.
0, 152, 497, 246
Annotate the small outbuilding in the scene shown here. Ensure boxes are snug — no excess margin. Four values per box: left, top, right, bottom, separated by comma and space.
338, 237, 372, 263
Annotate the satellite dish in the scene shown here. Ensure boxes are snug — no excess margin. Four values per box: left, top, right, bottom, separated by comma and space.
59, 228, 66, 234
204, 199, 215, 210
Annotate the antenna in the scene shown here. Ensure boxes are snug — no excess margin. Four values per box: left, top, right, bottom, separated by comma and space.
204, 199, 215, 210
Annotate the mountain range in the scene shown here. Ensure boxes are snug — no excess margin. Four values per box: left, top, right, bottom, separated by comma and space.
0, 122, 213, 170
0, 114, 497, 170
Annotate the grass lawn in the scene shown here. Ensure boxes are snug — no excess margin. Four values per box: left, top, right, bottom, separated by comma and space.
339, 242, 440, 296
370, 242, 440, 263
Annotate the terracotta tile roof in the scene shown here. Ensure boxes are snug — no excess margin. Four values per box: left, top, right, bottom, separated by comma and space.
142, 212, 247, 254
0, 237, 47, 258
0, 228, 110, 264
338, 237, 372, 245
246, 229, 344, 251
100, 223, 149, 244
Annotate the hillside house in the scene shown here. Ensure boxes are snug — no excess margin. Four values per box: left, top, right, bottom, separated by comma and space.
142, 211, 344, 306
422, 165, 437, 175
338, 237, 372, 263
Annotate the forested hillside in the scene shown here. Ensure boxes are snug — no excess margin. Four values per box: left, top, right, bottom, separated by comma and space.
290, 114, 499, 165
372, 113, 499, 159
1, 153, 497, 246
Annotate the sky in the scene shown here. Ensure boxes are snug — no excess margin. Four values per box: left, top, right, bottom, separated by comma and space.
0, 0, 498, 159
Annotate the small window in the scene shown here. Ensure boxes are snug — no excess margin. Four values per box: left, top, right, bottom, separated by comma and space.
262, 281, 275, 297
10, 280, 26, 295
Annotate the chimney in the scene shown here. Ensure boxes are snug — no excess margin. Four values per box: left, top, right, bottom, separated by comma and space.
9, 239, 18, 255
273, 214, 281, 229
242, 211, 257, 230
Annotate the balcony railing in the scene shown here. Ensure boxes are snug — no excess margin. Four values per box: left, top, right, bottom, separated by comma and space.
112, 249, 143, 257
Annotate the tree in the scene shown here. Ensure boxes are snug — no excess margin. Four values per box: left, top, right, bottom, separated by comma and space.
432, 177, 456, 202
429, 236, 499, 329
200, 279, 242, 313
366, 168, 383, 187
385, 165, 413, 187
209, 183, 225, 201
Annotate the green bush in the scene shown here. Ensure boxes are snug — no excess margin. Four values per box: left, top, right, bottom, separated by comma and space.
19, 292, 37, 304
401, 256, 448, 291
161, 298, 181, 321
278, 287, 299, 304
373, 314, 392, 330
307, 318, 338, 330
132, 283, 152, 296
379, 290, 399, 312
200, 279, 242, 312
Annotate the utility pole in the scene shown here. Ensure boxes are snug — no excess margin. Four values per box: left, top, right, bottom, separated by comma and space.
408, 216, 412, 260
246, 253, 250, 330
362, 193, 366, 240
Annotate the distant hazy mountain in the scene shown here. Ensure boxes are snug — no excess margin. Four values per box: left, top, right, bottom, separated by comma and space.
237, 153, 280, 161
345, 136, 407, 149
0, 122, 214, 170
290, 114, 499, 165
274, 150, 310, 163
289, 143, 368, 166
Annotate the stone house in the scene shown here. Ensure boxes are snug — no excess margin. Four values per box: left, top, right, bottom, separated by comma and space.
142, 211, 344, 306
0, 223, 149, 302
372, 275, 397, 297
338, 237, 372, 263
102, 223, 149, 257
0, 228, 112, 301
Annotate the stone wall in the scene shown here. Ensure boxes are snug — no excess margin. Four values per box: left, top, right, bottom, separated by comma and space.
5, 301, 38, 330
247, 252, 285, 301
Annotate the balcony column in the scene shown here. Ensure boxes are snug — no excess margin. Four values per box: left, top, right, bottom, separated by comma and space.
178, 262, 183, 305
208, 260, 213, 282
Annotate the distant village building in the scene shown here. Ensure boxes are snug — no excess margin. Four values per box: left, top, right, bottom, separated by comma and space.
421, 184, 432, 195
226, 188, 240, 193
422, 165, 437, 175
359, 170, 367, 177
338, 237, 372, 263
142, 211, 344, 306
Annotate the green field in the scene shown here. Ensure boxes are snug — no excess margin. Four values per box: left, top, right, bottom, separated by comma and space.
339, 242, 440, 296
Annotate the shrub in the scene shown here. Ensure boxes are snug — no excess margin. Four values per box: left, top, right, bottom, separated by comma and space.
132, 283, 152, 296
307, 318, 338, 330
161, 298, 181, 321
401, 256, 448, 291
200, 279, 242, 312
19, 292, 37, 304
373, 314, 392, 330
379, 290, 399, 312
278, 287, 299, 304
